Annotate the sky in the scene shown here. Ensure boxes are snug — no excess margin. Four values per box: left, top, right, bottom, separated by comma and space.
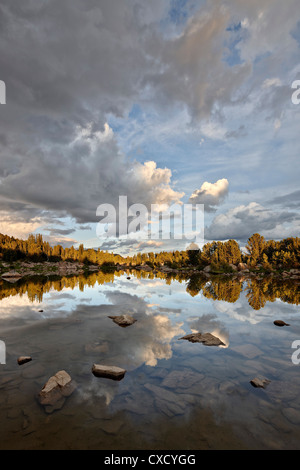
0, 0, 299, 255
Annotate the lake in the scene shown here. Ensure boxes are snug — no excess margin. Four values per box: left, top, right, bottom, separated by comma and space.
0, 269, 299, 450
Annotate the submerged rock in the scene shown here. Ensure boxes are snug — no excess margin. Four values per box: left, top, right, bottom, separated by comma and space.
179, 332, 225, 347
250, 376, 271, 389
17, 356, 32, 365
22, 363, 45, 379
92, 364, 126, 380
144, 383, 187, 417
84, 341, 109, 354
38, 370, 76, 414
274, 320, 290, 327
231, 343, 263, 359
162, 369, 204, 389
108, 314, 137, 327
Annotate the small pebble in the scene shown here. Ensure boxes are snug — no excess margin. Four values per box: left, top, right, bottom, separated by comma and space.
17, 356, 32, 365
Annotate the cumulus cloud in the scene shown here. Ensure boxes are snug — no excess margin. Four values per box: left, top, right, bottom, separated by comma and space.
0, 122, 183, 226
189, 178, 229, 212
206, 201, 300, 241
0, 0, 185, 233
0, 211, 44, 239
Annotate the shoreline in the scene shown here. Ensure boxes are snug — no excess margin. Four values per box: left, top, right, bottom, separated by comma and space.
0, 260, 299, 282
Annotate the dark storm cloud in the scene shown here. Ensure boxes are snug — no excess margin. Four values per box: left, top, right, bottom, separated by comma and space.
45, 228, 76, 236
0, 0, 189, 226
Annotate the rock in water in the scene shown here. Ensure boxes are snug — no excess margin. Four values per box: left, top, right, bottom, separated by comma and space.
179, 332, 225, 347
274, 320, 290, 327
1, 271, 23, 283
250, 376, 271, 389
92, 364, 126, 380
1, 271, 22, 279
17, 356, 32, 365
84, 341, 109, 354
237, 262, 248, 271
38, 370, 77, 413
108, 314, 137, 327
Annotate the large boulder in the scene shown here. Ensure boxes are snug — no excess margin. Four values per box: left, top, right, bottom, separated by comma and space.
229, 264, 238, 271
38, 370, 76, 413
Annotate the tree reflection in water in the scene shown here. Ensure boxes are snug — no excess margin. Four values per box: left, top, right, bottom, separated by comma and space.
0, 269, 299, 309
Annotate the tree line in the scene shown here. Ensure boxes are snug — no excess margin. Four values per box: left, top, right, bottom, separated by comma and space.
187, 233, 299, 271
0, 232, 299, 270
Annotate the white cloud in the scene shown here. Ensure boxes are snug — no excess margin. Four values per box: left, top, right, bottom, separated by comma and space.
206, 201, 300, 241
0, 211, 44, 239
0, 126, 184, 227
262, 78, 282, 89
274, 118, 281, 130
136, 240, 164, 250
189, 178, 229, 212
200, 121, 227, 140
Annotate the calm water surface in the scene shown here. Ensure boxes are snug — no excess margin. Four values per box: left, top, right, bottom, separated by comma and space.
0, 270, 300, 450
